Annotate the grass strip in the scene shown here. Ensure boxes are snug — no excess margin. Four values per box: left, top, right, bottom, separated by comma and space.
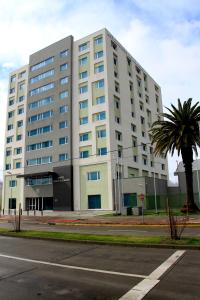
0, 228, 200, 246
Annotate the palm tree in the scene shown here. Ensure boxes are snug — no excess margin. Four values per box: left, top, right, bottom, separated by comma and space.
150, 98, 200, 212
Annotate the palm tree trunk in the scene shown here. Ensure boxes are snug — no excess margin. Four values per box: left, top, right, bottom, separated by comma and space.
181, 147, 199, 211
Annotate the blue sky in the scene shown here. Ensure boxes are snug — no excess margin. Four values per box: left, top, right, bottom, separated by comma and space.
0, 0, 200, 182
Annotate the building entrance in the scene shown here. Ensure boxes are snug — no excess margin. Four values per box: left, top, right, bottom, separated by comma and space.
26, 197, 53, 210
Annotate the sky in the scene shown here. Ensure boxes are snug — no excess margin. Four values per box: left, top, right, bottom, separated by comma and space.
0, 0, 200, 183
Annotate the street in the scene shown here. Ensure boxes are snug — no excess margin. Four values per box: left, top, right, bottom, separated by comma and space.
0, 236, 199, 299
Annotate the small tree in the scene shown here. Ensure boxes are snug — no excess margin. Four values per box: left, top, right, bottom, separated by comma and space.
150, 98, 200, 212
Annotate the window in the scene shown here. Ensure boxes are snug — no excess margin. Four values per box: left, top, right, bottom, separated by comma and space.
7, 136, 13, 143
17, 120, 23, 127
18, 107, 24, 115
95, 79, 104, 88
142, 131, 145, 137
16, 134, 22, 141
31, 57, 54, 71
133, 155, 137, 162
98, 147, 107, 156
79, 57, 88, 65
115, 81, 119, 93
141, 116, 145, 124
10, 88, 15, 94
94, 51, 103, 59
94, 36, 103, 45
131, 124, 136, 132
115, 131, 122, 141
11, 75, 16, 83
28, 125, 52, 137
59, 90, 68, 99
88, 195, 101, 209
79, 100, 88, 109
111, 40, 117, 50
80, 85, 88, 94
16, 162, 22, 169
95, 64, 104, 73
162, 164, 165, 170
115, 99, 120, 109
60, 50, 68, 57
80, 150, 89, 158
9, 180, 17, 187
19, 71, 26, 79
79, 43, 88, 52
59, 153, 68, 161
87, 171, 100, 181
115, 116, 120, 124
80, 116, 88, 125
19, 95, 25, 102
5, 164, 11, 170
27, 141, 53, 151
9, 99, 14, 106
6, 149, 12, 156
95, 111, 106, 121
145, 95, 149, 104
140, 102, 144, 110
7, 124, 13, 131
29, 96, 53, 109
59, 137, 68, 145
30, 69, 54, 84
8, 111, 14, 118
135, 65, 141, 74
80, 133, 89, 141
26, 176, 52, 186
27, 156, 52, 166
59, 105, 68, 113
59, 121, 68, 129
60, 63, 68, 71
60, 77, 68, 85
96, 96, 105, 104
97, 129, 106, 138
113, 55, 117, 65
15, 147, 22, 155
30, 82, 54, 96
79, 71, 88, 79
142, 143, 146, 151
28, 110, 53, 123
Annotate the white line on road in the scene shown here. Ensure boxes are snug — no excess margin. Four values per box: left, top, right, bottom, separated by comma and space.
0, 253, 146, 279
119, 250, 186, 300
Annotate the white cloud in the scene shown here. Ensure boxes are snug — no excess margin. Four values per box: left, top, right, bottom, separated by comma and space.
0, 0, 199, 183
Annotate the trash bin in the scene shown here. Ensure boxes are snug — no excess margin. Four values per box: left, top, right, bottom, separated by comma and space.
132, 207, 143, 216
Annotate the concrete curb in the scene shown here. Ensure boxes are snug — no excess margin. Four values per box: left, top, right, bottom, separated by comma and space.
0, 233, 200, 250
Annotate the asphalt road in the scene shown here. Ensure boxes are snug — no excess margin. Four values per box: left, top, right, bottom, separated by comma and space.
0, 236, 199, 299
1, 220, 200, 237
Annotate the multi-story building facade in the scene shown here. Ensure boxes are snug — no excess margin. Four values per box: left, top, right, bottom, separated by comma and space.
3, 28, 168, 212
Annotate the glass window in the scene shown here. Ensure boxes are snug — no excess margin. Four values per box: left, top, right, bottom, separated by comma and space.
94, 51, 103, 59
79, 71, 88, 79
95, 64, 104, 73
87, 171, 100, 180
60, 50, 68, 57
17, 120, 23, 127
30, 69, 54, 84
15, 147, 22, 155
79, 100, 88, 109
7, 124, 13, 131
18, 107, 24, 115
16, 134, 22, 141
30, 83, 54, 96
9, 99, 14, 106
8, 111, 14, 118
31, 57, 54, 71
18, 95, 25, 102
59, 90, 68, 99
5, 164, 11, 170
96, 111, 106, 121
80, 116, 88, 125
6, 149, 12, 156
94, 36, 103, 45
9, 88, 15, 94
79, 43, 88, 51
59, 153, 68, 161
27, 141, 53, 151
97, 129, 106, 138
59, 137, 68, 145
16, 162, 22, 169
60, 63, 68, 71
60, 77, 68, 85
79, 85, 88, 94
98, 147, 107, 156
27, 156, 52, 166
10, 75, 16, 83
9, 180, 17, 187
80, 133, 89, 141
7, 136, 13, 143
29, 96, 53, 109
96, 96, 105, 104
59, 105, 68, 113
95, 79, 104, 88
28, 125, 52, 136
80, 150, 89, 158
59, 121, 68, 129
79, 57, 88, 65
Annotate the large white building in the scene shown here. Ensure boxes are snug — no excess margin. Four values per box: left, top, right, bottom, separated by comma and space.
2, 28, 168, 212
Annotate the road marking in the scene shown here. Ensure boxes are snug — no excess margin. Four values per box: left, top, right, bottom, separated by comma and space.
0, 253, 146, 279
119, 250, 185, 300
